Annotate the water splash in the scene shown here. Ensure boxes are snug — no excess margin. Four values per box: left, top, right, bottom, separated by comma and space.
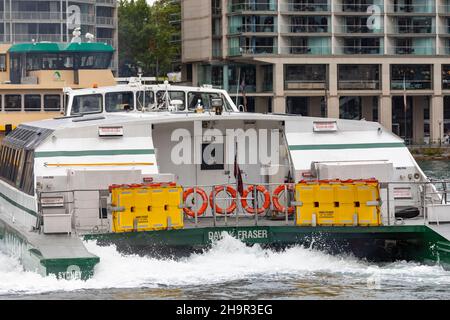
0, 233, 449, 297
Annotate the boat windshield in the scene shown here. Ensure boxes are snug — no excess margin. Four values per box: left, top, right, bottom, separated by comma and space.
71, 94, 103, 115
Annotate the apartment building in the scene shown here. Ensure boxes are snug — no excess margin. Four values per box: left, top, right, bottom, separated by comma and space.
181, 0, 450, 145
0, 0, 118, 73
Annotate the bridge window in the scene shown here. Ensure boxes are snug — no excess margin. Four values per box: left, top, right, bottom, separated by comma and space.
136, 91, 155, 110
4, 95, 21, 111
71, 94, 102, 115
44, 95, 61, 111
187, 92, 222, 111
156, 91, 185, 109
105, 91, 134, 112
24, 95, 41, 111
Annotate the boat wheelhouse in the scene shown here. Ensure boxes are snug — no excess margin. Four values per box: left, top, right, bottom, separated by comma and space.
0, 42, 116, 140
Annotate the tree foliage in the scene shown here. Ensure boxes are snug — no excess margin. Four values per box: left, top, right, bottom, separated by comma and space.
118, 0, 180, 77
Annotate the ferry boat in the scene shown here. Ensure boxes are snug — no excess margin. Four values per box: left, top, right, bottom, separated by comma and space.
1, 80, 450, 280
0, 41, 116, 142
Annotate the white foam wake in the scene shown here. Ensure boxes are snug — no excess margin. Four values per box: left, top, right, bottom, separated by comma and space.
0, 233, 449, 296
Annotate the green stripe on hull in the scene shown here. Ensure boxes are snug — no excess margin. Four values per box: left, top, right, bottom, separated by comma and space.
289, 143, 405, 151
0, 190, 37, 217
35, 149, 155, 158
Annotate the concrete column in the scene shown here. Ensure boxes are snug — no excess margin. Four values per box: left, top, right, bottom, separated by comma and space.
379, 96, 392, 131
361, 96, 373, 121
328, 63, 338, 96
223, 65, 229, 91
192, 63, 199, 87
255, 97, 268, 113
273, 62, 285, 113
381, 63, 390, 96
327, 96, 339, 119
309, 96, 323, 117
255, 65, 263, 93
412, 96, 425, 145
431, 96, 444, 145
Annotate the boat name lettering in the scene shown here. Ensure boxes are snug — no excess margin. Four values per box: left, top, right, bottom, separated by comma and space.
208, 229, 268, 241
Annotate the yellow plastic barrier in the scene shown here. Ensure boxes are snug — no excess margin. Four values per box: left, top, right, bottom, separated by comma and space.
110, 183, 183, 233
295, 183, 317, 226
295, 180, 381, 227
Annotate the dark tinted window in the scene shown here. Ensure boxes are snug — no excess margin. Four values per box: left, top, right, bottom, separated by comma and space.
24, 95, 41, 111
71, 94, 103, 115
105, 92, 134, 112
44, 95, 61, 111
4, 95, 21, 111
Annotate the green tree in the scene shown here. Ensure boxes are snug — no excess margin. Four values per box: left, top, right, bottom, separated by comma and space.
118, 0, 180, 78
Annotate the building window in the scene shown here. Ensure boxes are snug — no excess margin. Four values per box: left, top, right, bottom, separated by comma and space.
442, 65, 450, 90
0, 54, 6, 72
24, 95, 41, 111
286, 97, 308, 115
4, 95, 22, 111
340, 96, 362, 120
284, 65, 327, 90
44, 95, 61, 111
391, 65, 432, 90
338, 65, 380, 90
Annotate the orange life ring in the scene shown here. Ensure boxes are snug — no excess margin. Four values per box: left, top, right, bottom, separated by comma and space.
272, 184, 295, 215
183, 188, 208, 217
209, 186, 237, 215
241, 185, 271, 215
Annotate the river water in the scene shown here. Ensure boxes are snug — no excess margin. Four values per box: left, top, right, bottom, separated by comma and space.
0, 161, 450, 300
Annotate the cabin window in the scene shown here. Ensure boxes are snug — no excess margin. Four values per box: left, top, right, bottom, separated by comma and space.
76, 52, 112, 69
188, 92, 222, 111
156, 91, 185, 109
71, 94, 103, 115
0, 54, 6, 72
136, 91, 155, 110
105, 92, 134, 112
0, 145, 34, 195
24, 95, 41, 111
4, 95, 21, 111
44, 95, 61, 111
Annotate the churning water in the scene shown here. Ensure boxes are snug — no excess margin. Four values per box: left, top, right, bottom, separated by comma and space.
0, 161, 450, 300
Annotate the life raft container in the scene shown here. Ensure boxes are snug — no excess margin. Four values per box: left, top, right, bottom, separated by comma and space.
241, 185, 271, 215
209, 186, 237, 215
183, 187, 208, 217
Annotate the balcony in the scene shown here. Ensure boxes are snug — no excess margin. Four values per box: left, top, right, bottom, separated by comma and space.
336, 24, 383, 34
12, 34, 63, 42
280, 45, 331, 55
228, 1, 277, 13
394, 46, 435, 55
387, 3, 435, 14
96, 0, 116, 6
394, 22, 434, 34
391, 79, 432, 90
338, 80, 379, 90
280, 1, 329, 12
281, 24, 329, 33
229, 24, 277, 34
8, 11, 62, 20
337, 46, 382, 54
229, 46, 278, 56
96, 16, 116, 26
335, 3, 384, 13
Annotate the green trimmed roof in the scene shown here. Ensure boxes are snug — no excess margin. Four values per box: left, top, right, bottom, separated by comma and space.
8, 42, 114, 53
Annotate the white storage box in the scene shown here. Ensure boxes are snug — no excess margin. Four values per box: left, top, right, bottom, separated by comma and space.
43, 214, 72, 234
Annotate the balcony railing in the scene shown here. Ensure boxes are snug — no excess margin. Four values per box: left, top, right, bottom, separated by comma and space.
280, 45, 331, 55
12, 34, 63, 42
338, 80, 380, 90
228, 2, 277, 13
229, 24, 277, 34
438, 5, 450, 14
96, 16, 115, 26
96, 0, 116, 5
280, 2, 329, 12
8, 11, 62, 20
394, 24, 434, 34
394, 46, 435, 55
334, 3, 384, 13
97, 38, 116, 47
387, 3, 435, 14
336, 24, 383, 34
285, 80, 326, 90
391, 80, 432, 90
229, 46, 278, 56
337, 46, 383, 54
281, 24, 329, 33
